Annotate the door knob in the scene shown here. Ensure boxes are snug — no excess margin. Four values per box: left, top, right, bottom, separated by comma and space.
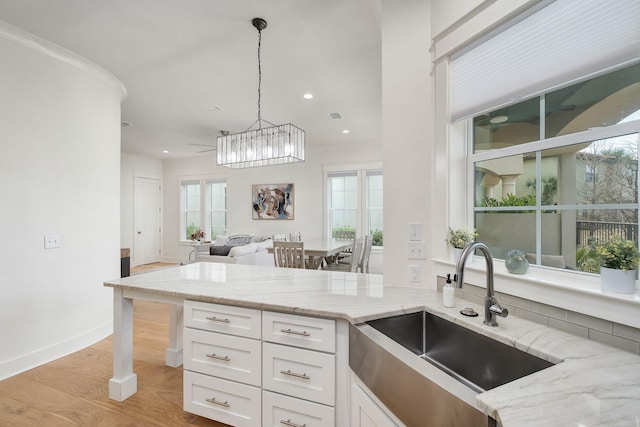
137, 231, 142, 234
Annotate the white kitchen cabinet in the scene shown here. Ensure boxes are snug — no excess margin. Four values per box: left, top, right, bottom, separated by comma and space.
262, 310, 336, 352
262, 342, 335, 406
184, 370, 261, 427
263, 390, 335, 427
183, 301, 340, 426
351, 381, 403, 427
184, 327, 262, 386
184, 300, 261, 339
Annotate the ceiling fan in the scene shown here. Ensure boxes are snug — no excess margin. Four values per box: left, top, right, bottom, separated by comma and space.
189, 130, 228, 153
189, 143, 217, 153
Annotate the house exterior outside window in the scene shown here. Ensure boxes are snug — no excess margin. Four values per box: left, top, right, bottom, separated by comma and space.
469, 63, 639, 271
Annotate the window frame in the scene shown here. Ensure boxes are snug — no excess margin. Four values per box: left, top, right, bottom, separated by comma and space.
431, 1, 640, 330
324, 162, 383, 247
179, 177, 227, 242
468, 118, 640, 267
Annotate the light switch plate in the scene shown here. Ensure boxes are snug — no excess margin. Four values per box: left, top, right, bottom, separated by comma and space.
408, 222, 422, 241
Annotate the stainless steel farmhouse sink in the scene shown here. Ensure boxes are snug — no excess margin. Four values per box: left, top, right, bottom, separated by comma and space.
350, 311, 558, 426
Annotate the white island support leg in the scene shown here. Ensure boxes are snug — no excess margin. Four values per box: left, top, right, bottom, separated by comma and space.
108, 288, 137, 401
165, 303, 183, 367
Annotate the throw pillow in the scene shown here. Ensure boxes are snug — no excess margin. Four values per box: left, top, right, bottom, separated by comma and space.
210, 245, 232, 256
227, 234, 253, 246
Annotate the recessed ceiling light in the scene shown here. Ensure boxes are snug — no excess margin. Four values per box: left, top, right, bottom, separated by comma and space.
342, 129, 350, 134
490, 115, 508, 124
162, 150, 170, 154
303, 93, 313, 99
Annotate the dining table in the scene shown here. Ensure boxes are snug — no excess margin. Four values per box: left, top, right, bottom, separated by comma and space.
269, 237, 353, 269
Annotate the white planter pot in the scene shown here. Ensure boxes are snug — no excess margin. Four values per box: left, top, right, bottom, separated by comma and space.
600, 267, 637, 294
452, 248, 473, 267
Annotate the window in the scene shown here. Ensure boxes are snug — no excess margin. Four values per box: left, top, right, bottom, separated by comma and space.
180, 179, 227, 241
470, 64, 640, 271
327, 167, 383, 246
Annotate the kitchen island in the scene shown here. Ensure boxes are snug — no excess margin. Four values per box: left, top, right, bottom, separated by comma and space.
104, 262, 640, 426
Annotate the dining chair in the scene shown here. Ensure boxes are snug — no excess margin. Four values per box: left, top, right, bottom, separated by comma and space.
358, 234, 373, 273
325, 237, 364, 272
272, 233, 287, 242
273, 241, 306, 269
289, 232, 302, 242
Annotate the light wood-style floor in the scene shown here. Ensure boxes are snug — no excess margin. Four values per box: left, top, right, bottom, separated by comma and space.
0, 268, 229, 426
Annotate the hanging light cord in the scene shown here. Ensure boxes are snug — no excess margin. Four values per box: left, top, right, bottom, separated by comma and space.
257, 26, 262, 128
246, 18, 274, 132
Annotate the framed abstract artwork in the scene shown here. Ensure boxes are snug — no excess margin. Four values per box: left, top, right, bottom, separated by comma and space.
251, 183, 294, 220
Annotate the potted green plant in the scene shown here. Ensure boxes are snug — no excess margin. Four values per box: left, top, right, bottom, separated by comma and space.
446, 227, 478, 265
596, 235, 640, 294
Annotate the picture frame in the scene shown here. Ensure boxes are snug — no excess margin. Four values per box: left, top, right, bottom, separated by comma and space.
251, 183, 294, 220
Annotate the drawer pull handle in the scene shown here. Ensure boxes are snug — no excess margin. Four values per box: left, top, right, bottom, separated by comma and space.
280, 369, 310, 380
205, 397, 230, 407
281, 419, 306, 427
206, 353, 231, 362
206, 316, 231, 324
280, 328, 310, 337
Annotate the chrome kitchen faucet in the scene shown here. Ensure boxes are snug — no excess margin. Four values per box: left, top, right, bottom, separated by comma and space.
455, 242, 509, 327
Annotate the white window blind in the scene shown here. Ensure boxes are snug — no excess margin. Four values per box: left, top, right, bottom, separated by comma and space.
451, 0, 640, 121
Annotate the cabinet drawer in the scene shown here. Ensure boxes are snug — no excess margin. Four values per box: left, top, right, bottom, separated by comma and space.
185, 300, 261, 339
263, 390, 335, 427
184, 370, 261, 427
263, 342, 335, 406
184, 328, 261, 387
263, 311, 335, 353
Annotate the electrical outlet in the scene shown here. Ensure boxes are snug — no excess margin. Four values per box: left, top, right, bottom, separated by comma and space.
409, 265, 421, 282
44, 235, 61, 249
407, 241, 426, 259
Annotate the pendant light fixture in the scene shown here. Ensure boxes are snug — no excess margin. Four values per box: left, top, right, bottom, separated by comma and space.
217, 17, 306, 168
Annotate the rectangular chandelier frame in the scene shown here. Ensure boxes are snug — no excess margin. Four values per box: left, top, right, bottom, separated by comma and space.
216, 123, 305, 169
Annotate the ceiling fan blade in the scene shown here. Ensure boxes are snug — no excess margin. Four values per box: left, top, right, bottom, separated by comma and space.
196, 148, 216, 153
189, 143, 217, 148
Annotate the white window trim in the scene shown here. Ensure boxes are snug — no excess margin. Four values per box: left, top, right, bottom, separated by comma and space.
434, 56, 640, 330
178, 174, 227, 244
323, 162, 383, 247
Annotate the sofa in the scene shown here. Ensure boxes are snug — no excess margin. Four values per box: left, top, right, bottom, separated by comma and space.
195, 235, 275, 267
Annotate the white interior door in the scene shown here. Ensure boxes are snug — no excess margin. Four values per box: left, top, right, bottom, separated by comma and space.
134, 176, 161, 266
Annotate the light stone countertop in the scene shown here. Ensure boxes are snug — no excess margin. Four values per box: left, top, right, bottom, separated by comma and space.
104, 262, 640, 427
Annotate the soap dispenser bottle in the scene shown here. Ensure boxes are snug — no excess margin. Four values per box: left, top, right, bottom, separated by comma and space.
443, 273, 455, 308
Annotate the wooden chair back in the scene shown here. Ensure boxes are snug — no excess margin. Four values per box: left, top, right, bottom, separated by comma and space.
358, 234, 373, 273
289, 232, 302, 242
346, 237, 365, 272
273, 241, 306, 269
272, 234, 287, 242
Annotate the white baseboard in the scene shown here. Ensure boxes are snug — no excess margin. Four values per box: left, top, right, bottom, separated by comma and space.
0, 319, 113, 381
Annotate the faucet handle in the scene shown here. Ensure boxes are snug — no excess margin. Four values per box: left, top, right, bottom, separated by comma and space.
489, 303, 509, 318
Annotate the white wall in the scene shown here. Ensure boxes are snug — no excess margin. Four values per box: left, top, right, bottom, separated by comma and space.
0, 22, 125, 379
161, 141, 383, 272
381, 0, 433, 286
120, 152, 163, 256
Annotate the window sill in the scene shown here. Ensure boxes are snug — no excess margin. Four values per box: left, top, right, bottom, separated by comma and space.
433, 257, 640, 329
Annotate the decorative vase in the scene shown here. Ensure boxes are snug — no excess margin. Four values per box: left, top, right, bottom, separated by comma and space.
452, 248, 473, 266
600, 267, 637, 294
505, 250, 529, 275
